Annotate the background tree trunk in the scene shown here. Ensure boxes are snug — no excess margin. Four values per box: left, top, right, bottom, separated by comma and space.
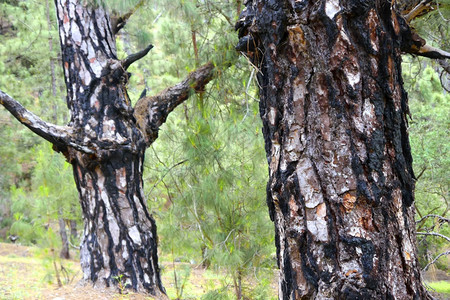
237, 0, 429, 298
69, 218, 77, 243
58, 210, 70, 259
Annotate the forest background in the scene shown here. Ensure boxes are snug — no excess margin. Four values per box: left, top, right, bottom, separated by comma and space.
0, 0, 448, 298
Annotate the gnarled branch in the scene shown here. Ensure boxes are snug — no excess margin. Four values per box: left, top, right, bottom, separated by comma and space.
133, 62, 215, 145
395, 14, 450, 59
412, 44, 450, 59
0, 89, 93, 154
394, 2, 450, 59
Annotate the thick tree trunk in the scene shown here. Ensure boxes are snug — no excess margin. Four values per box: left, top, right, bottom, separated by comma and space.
237, 1, 429, 298
53, 0, 164, 295
0, 0, 214, 296
73, 148, 164, 293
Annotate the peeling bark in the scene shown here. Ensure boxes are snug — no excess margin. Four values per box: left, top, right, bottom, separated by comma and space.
237, 1, 430, 298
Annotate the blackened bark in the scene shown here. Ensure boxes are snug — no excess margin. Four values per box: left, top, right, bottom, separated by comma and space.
134, 62, 215, 145
72, 148, 165, 294
50, 0, 213, 296
0, 0, 215, 295
238, 1, 429, 299
52, 0, 166, 295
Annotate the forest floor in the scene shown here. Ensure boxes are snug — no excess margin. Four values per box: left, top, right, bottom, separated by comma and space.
0, 242, 277, 299
0, 242, 448, 299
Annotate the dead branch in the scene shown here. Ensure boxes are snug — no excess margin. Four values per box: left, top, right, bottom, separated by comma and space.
416, 214, 450, 224
403, 0, 434, 22
121, 44, 153, 70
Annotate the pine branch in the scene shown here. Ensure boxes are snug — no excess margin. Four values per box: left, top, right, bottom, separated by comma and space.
133, 62, 216, 145
0, 89, 94, 154
396, 14, 450, 59
416, 214, 450, 224
412, 44, 450, 59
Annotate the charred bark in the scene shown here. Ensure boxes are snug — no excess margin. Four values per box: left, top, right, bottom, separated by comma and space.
53, 0, 213, 295
52, 0, 166, 295
237, 0, 432, 299
1, 0, 215, 296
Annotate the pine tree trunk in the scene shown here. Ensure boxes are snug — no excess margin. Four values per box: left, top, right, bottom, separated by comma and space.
53, 1, 164, 295
0, 0, 214, 295
237, 1, 429, 298
73, 148, 165, 293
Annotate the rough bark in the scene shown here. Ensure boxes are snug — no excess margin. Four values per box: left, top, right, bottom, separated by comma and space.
237, 1, 432, 299
51, 0, 166, 294
1, 0, 215, 295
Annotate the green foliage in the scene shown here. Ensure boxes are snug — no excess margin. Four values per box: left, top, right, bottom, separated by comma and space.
122, 1, 276, 296
7, 142, 80, 286
0, 0, 68, 237
8, 142, 80, 247
403, 4, 450, 272
403, 62, 449, 270
202, 289, 233, 300
407, 66, 449, 214
147, 91, 274, 297
0, 0, 65, 115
